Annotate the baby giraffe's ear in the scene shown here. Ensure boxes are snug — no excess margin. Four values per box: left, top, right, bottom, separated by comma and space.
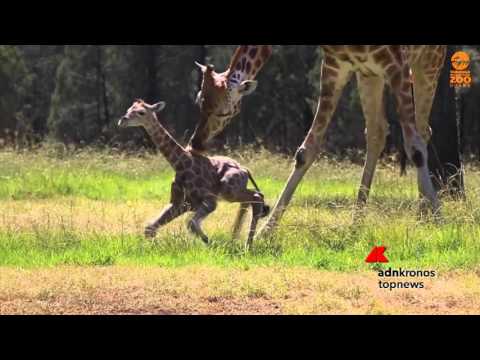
151, 101, 166, 113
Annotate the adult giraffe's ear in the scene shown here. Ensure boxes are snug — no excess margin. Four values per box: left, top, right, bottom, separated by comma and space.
151, 102, 166, 113
195, 61, 207, 73
238, 80, 258, 96
195, 62, 215, 73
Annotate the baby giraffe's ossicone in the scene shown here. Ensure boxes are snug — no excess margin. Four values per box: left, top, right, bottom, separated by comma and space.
118, 100, 270, 250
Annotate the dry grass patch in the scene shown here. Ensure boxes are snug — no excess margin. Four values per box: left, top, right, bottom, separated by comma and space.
1, 266, 479, 315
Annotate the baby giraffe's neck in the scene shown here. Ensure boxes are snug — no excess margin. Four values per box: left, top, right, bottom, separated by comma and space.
143, 114, 190, 171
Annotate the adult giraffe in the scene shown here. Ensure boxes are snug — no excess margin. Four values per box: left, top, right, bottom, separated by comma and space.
190, 45, 447, 237
189, 45, 273, 152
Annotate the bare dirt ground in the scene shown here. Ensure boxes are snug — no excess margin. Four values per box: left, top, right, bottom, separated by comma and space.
1, 266, 479, 315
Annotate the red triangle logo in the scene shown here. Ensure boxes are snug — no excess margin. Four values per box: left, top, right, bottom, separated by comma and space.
365, 246, 389, 263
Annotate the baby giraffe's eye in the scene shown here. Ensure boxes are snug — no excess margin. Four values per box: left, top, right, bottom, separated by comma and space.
137, 111, 146, 116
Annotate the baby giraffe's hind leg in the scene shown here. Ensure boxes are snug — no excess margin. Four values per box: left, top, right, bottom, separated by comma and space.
247, 196, 268, 252
223, 188, 268, 251
232, 203, 249, 240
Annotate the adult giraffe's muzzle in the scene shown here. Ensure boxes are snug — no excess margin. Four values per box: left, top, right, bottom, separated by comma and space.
118, 116, 129, 128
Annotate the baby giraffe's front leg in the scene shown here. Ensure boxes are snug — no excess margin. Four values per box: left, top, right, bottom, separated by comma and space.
145, 181, 187, 238
187, 196, 217, 244
145, 204, 188, 238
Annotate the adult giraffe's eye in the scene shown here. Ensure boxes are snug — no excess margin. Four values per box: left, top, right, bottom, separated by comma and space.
138, 111, 146, 116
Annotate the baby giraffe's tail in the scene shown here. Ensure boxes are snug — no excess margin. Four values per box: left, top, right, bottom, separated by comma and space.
246, 168, 261, 193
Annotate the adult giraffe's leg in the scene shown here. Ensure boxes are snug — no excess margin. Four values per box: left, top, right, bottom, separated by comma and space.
412, 46, 446, 144
257, 58, 353, 237
411, 46, 447, 193
356, 74, 389, 206
387, 51, 440, 214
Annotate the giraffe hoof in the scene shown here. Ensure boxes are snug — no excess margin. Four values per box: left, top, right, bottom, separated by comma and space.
144, 226, 157, 239
188, 220, 209, 244
355, 197, 368, 209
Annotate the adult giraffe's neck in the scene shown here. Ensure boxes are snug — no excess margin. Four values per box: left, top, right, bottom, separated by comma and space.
227, 45, 273, 83
143, 114, 189, 171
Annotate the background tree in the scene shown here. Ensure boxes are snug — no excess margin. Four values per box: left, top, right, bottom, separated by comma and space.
48, 45, 110, 145
0, 44, 476, 171
17, 45, 64, 141
0, 45, 31, 145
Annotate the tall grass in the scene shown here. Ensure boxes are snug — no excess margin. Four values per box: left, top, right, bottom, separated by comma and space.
0, 145, 479, 271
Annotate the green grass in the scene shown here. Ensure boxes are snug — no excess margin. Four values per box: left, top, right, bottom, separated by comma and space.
0, 144, 480, 271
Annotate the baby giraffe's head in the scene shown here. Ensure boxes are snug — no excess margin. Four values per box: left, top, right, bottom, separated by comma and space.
118, 100, 166, 129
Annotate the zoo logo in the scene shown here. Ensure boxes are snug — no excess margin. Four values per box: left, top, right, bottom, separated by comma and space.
450, 51, 472, 88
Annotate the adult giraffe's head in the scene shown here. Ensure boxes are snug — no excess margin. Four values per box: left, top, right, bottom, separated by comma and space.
189, 45, 272, 152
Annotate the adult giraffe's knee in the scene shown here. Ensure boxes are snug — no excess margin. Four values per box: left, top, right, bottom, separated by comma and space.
403, 129, 428, 169
295, 133, 320, 170
417, 125, 433, 145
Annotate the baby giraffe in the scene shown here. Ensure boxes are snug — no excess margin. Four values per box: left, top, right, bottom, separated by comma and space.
118, 100, 269, 250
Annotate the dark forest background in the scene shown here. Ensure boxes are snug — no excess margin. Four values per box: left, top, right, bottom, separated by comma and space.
1, 45, 478, 162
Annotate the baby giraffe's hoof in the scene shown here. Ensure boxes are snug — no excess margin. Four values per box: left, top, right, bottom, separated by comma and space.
144, 226, 157, 239
188, 220, 209, 245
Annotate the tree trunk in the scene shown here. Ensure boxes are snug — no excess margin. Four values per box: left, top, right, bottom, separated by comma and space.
101, 71, 110, 127
145, 46, 157, 102
96, 46, 110, 128
96, 46, 102, 126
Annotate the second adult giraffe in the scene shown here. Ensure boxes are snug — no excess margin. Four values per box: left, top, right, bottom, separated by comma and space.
190, 45, 447, 236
